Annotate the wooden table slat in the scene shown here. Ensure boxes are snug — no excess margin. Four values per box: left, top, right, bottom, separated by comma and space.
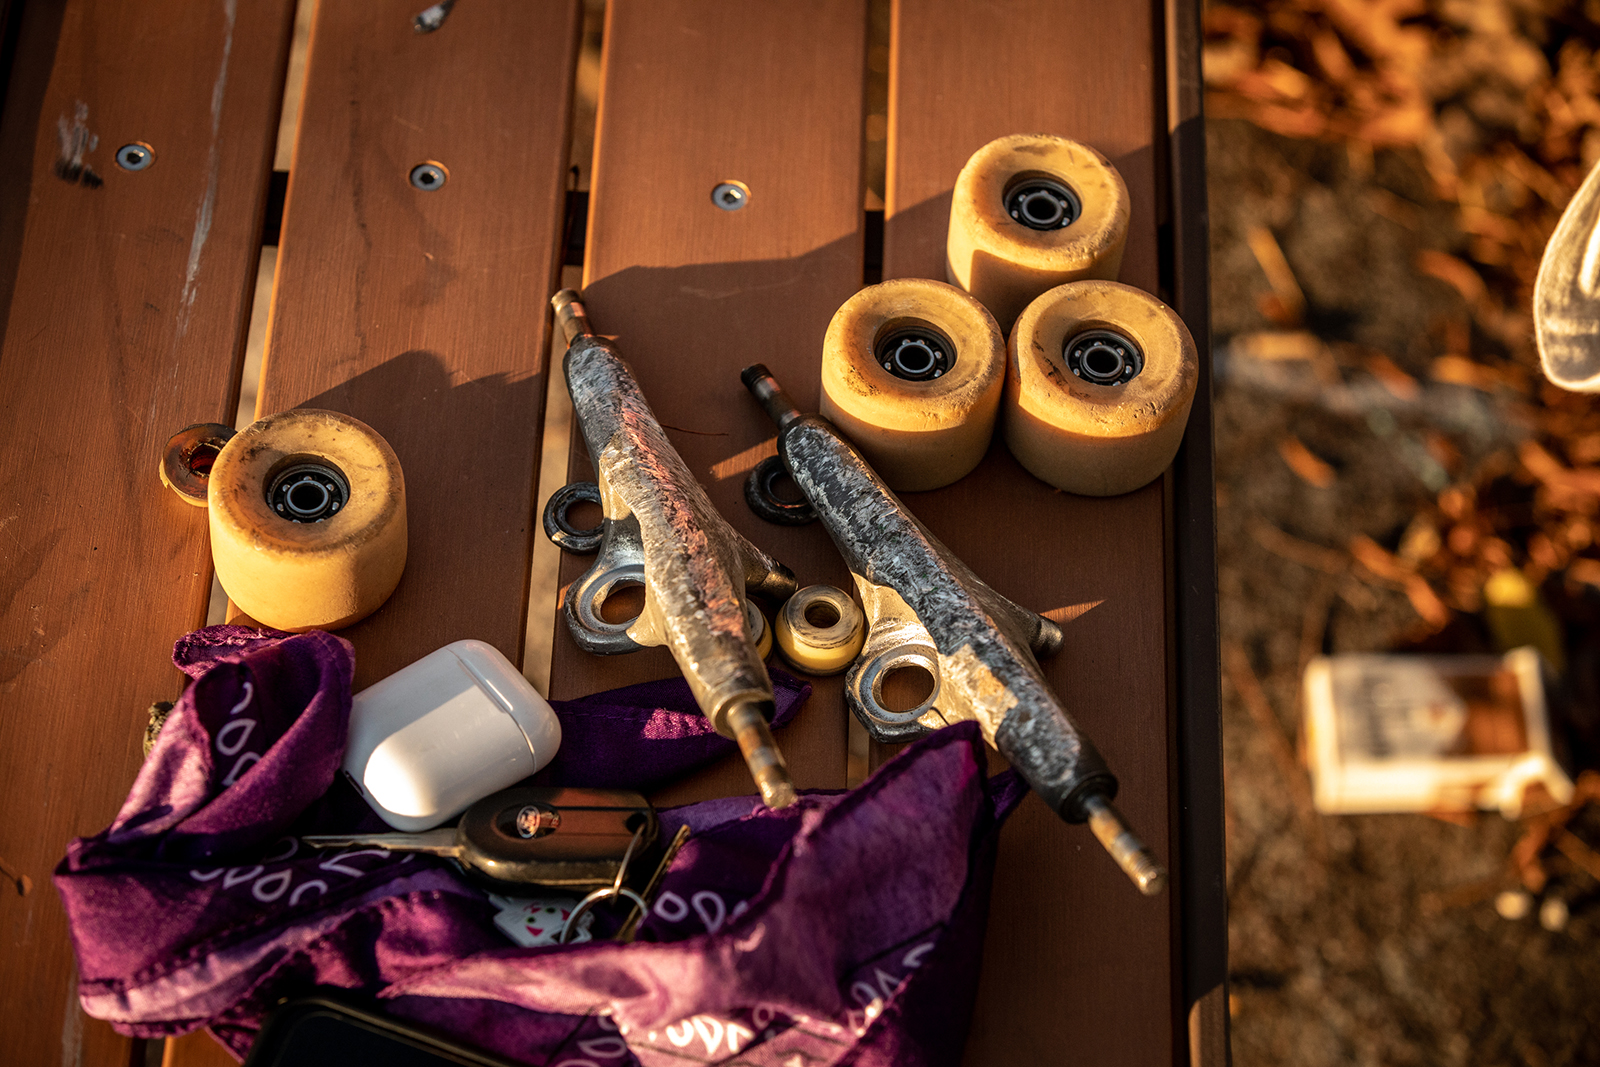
0, 2, 298, 1063
163, 5, 584, 1063
549, 0, 869, 801
247, 0, 583, 689
0, 1, 1223, 1061
884, 2, 1177, 1063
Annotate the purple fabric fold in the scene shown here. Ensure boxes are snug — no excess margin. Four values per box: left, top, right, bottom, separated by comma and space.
57, 625, 1024, 1066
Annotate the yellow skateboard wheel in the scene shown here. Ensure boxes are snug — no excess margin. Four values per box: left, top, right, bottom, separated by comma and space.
208, 409, 408, 632
775, 585, 866, 676
947, 134, 1130, 332
819, 278, 1004, 492
1005, 280, 1198, 497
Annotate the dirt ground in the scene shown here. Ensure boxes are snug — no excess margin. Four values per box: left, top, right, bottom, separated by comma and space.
1209, 114, 1600, 1067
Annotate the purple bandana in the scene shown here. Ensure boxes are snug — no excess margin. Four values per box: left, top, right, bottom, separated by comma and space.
57, 626, 1024, 1065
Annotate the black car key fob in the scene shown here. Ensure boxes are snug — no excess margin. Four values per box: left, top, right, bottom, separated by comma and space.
304, 785, 658, 890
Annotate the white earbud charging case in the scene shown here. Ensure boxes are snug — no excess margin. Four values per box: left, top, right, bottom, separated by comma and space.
342, 639, 562, 832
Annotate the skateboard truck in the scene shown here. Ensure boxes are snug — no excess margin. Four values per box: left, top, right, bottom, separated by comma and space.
547, 290, 800, 809
742, 363, 1166, 894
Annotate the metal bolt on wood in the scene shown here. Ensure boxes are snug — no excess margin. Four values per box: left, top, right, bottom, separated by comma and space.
410, 162, 448, 190
711, 181, 749, 210
115, 143, 154, 171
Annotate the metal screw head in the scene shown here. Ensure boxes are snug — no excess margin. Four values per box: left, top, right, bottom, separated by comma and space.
115, 143, 154, 172
712, 181, 750, 211
410, 162, 448, 191
515, 803, 561, 838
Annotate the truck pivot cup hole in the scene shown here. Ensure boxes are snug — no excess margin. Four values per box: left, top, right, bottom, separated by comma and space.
573, 565, 648, 636
856, 645, 941, 726
596, 579, 646, 626
1065, 329, 1143, 385
875, 325, 953, 381
268, 462, 349, 523
1004, 174, 1080, 231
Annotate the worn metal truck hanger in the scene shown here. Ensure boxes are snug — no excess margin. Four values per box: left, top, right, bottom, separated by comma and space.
743, 363, 1166, 895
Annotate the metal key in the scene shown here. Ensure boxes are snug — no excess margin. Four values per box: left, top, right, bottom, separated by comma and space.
303, 785, 658, 890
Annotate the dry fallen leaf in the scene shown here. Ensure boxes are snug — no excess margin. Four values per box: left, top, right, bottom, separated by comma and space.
1233, 330, 1326, 361
1431, 354, 1501, 391
1246, 225, 1307, 325
1365, 352, 1421, 401
1415, 250, 1489, 307
1349, 535, 1412, 584
1404, 574, 1452, 628
1277, 435, 1337, 488
1567, 557, 1600, 588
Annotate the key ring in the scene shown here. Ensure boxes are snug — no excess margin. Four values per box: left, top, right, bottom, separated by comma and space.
558, 823, 646, 945
559, 886, 648, 944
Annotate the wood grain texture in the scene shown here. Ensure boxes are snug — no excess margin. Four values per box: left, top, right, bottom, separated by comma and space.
251, 0, 582, 689
0, 2, 296, 1064
883, 1, 1178, 1062
548, 0, 867, 800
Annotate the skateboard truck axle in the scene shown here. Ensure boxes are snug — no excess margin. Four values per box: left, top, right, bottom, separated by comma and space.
1083, 794, 1167, 896
727, 701, 797, 809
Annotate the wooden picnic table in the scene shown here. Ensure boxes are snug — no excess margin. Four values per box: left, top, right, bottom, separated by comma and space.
0, 1, 1226, 1063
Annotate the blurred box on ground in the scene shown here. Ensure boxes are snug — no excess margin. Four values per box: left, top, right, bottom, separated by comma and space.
1305, 648, 1573, 817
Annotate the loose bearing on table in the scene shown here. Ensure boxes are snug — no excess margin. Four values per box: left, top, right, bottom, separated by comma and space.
774, 585, 865, 676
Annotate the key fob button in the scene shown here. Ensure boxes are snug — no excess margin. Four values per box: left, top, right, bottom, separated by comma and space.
513, 803, 561, 838
458, 785, 657, 888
